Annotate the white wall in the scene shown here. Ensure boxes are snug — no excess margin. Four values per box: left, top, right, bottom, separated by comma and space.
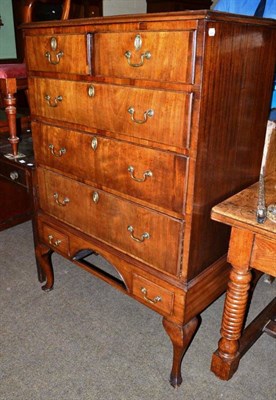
103, 0, 147, 16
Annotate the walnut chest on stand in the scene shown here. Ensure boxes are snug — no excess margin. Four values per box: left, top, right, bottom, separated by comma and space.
23, 11, 276, 387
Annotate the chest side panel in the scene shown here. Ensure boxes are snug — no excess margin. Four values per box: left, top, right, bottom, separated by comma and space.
185, 20, 276, 281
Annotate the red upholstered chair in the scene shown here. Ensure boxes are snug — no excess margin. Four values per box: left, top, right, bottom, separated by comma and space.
0, 0, 70, 158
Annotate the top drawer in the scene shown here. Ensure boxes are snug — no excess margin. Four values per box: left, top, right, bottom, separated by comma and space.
25, 34, 89, 75
94, 30, 196, 84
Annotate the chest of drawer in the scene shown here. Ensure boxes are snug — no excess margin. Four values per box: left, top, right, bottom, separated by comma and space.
0, 160, 28, 187
29, 77, 192, 150
94, 30, 196, 83
25, 34, 89, 75
37, 167, 183, 276
32, 122, 187, 215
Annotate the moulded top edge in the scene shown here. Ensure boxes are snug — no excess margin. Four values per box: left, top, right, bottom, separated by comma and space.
21, 10, 276, 30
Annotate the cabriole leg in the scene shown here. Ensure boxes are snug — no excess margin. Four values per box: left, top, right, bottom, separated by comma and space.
35, 243, 54, 291
163, 316, 200, 387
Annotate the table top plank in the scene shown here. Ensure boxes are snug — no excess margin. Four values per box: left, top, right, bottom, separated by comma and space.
211, 172, 276, 238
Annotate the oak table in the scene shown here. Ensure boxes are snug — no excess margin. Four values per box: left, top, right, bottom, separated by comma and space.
210, 172, 276, 380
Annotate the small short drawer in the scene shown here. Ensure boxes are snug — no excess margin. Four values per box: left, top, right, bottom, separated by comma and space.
0, 161, 27, 187
132, 274, 174, 315
25, 34, 89, 75
41, 223, 70, 255
94, 30, 196, 84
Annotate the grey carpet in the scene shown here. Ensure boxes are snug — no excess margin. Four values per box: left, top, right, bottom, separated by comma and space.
0, 221, 275, 400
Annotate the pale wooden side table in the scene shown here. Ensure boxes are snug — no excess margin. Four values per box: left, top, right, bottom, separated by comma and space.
210, 172, 276, 380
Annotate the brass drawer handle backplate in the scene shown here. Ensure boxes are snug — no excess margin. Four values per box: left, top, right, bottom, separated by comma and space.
141, 287, 162, 305
92, 191, 99, 204
45, 37, 64, 65
53, 192, 70, 206
91, 137, 98, 151
124, 34, 151, 67
87, 85, 95, 97
127, 225, 150, 243
48, 235, 61, 247
128, 107, 154, 124
128, 165, 153, 182
45, 94, 63, 107
49, 144, 66, 157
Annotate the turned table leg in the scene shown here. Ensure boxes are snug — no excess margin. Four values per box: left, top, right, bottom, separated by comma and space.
163, 316, 200, 387
211, 227, 254, 380
35, 243, 54, 291
5, 93, 19, 157
1, 78, 20, 157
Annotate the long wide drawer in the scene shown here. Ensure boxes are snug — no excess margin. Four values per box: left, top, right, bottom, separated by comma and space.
94, 30, 196, 83
28, 77, 192, 149
25, 34, 89, 75
32, 122, 187, 215
37, 167, 184, 276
